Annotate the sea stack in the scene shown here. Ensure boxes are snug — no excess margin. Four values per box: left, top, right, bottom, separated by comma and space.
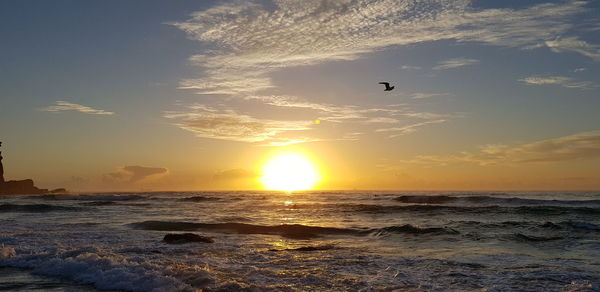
0, 141, 50, 195
0, 143, 4, 184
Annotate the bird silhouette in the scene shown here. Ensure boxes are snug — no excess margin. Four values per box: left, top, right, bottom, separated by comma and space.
378, 82, 394, 91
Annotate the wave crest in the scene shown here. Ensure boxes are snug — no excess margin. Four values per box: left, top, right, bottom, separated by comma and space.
0, 246, 210, 291
129, 221, 461, 239
372, 224, 459, 236
32, 194, 144, 201
394, 195, 600, 206
128, 221, 355, 239
0, 203, 83, 213
180, 196, 221, 202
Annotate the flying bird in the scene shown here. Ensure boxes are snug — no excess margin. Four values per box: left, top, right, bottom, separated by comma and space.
378, 82, 395, 91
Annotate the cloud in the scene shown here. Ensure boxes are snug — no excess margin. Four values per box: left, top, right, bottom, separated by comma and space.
433, 58, 479, 70
41, 101, 114, 115
165, 100, 453, 144
245, 95, 407, 123
405, 131, 600, 166
246, 95, 458, 123
103, 166, 168, 183
400, 65, 422, 70
164, 105, 312, 143
515, 132, 600, 162
376, 119, 446, 138
166, 0, 596, 143
169, 1, 592, 97
573, 67, 586, 72
519, 75, 594, 89
408, 92, 452, 99
165, 98, 458, 144
213, 169, 257, 181
546, 37, 600, 61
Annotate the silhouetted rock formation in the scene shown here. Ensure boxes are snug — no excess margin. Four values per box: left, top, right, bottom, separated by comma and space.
0, 144, 4, 184
50, 188, 68, 194
163, 233, 214, 244
0, 179, 48, 195
0, 141, 58, 195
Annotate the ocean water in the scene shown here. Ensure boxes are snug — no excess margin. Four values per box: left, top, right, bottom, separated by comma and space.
1, 191, 599, 291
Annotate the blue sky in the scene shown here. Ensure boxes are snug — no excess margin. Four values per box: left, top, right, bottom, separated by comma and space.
1, 0, 599, 191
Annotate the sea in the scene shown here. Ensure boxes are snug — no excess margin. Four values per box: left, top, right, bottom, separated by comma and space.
1, 191, 599, 291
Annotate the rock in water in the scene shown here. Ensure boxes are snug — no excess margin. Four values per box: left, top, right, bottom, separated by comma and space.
163, 233, 214, 244
50, 188, 68, 194
0, 179, 48, 195
0, 142, 60, 195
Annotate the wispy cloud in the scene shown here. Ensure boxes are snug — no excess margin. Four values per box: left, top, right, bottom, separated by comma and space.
376, 119, 447, 138
213, 169, 257, 181
519, 75, 594, 89
433, 58, 479, 70
245, 95, 405, 123
41, 101, 114, 115
166, 0, 596, 143
165, 101, 454, 144
164, 105, 312, 143
546, 37, 600, 62
408, 92, 452, 99
400, 65, 422, 70
103, 165, 168, 183
170, 0, 590, 97
404, 131, 600, 166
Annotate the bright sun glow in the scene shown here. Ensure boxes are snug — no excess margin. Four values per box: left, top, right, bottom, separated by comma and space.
261, 152, 320, 191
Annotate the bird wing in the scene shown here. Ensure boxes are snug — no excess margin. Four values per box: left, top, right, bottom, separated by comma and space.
378, 82, 390, 86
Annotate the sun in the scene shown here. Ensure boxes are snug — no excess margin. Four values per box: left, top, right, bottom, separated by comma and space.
260, 152, 320, 192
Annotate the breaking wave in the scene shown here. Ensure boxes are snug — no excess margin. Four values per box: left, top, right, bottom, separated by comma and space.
0, 246, 209, 291
179, 196, 222, 202
337, 203, 600, 216
128, 221, 356, 239
128, 221, 462, 239
373, 224, 459, 236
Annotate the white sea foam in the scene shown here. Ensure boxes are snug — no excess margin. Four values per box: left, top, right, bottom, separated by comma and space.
1, 246, 212, 292
1, 191, 599, 291
0, 246, 16, 259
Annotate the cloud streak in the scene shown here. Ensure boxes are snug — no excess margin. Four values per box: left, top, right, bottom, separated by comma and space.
404, 131, 600, 166
376, 119, 447, 138
408, 92, 452, 99
41, 101, 114, 115
213, 169, 257, 181
433, 58, 479, 70
164, 105, 312, 143
400, 65, 422, 70
170, 0, 592, 95
519, 75, 595, 89
166, 0, 597, 144
103, 166, 168, 183
546, 37, 600, 62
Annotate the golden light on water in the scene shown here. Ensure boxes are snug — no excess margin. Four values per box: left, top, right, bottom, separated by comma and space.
260, 151, 320, 192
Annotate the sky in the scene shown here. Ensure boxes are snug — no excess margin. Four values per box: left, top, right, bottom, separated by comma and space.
1, 0, 599, 191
